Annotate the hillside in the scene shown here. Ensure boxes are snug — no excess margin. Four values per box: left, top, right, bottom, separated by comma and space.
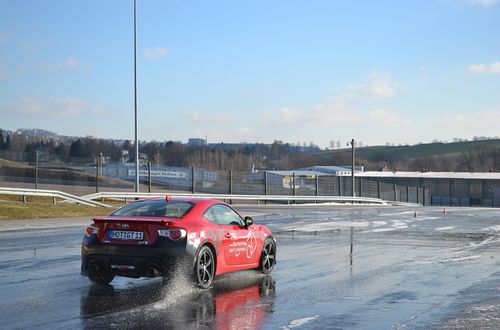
286, 139, 500, 172
355, 140, 500, 162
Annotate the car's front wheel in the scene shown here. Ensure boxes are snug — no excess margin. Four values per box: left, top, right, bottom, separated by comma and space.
260, 238, 276, 274
194, 245, 215, 289
87, 260, 115, 285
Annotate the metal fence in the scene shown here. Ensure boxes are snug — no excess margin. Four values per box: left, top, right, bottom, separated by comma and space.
3, 151, 500, 207
0, 155, 428, 205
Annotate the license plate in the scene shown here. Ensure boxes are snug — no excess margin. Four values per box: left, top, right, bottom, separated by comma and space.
109, 230, 144, 240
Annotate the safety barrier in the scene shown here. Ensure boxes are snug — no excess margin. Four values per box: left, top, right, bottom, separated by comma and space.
0, 187, 112, 208
82, 191, 393, 205
0, 186, 422, 208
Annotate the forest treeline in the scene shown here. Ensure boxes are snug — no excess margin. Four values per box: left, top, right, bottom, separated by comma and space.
0, 129, 305, 171
1, 129, 500, 172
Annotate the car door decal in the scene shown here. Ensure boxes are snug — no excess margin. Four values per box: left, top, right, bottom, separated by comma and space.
228, 230, 257, 259
245, 230, 257, 259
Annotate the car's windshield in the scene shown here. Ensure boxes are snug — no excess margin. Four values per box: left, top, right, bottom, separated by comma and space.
111, 200, 194, 218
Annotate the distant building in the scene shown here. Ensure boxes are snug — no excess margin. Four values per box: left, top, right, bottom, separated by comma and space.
188, 138, 207, 146
264, 166, 364, 191
296, 165, 365, 176
356, 171, 500, 207
266, 170, 328, 190
120, 149, 129, 163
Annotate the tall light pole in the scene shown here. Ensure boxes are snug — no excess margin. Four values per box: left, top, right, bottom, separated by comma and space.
348, 138, 355, 196
133, 0, 139, 192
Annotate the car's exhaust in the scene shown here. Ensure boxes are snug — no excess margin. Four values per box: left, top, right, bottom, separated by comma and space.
146, 263, 162, 277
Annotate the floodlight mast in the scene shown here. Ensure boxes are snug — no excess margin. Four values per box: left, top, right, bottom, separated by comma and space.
133, 0, 139, 192
349, 138, 355, 197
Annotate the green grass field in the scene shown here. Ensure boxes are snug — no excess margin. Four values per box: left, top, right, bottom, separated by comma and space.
0, 202, 113, 220
0, 194, 117, 220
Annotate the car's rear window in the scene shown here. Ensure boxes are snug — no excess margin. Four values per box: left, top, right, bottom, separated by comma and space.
111, 200, 194, 218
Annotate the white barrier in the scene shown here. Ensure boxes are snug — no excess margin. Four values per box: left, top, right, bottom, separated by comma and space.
82, 191, 392, 205
0, 187, 112, 208
0, 186, 422, 208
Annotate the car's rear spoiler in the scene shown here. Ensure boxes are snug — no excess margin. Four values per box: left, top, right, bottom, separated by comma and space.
92, 216, 176, 224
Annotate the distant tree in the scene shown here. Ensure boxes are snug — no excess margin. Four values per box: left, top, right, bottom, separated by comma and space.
410, 156, 437, 172
5, 134, 23, 152
490, 148, 500, 171
69, 139, 86, 158
164, 141, 187, 166
436, 156, 455, 171
0, 133, 10, 151
459, 149, 476, 171
271, 141, 286, 159
0, 130, 4, 149
473, 145, 492, 170
55, 143, 67, 159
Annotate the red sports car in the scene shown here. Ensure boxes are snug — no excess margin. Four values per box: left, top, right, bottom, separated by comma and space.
81, 197, 276, 288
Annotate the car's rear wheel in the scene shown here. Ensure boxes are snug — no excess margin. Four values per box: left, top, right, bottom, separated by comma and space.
260, 238, 276, 274
194, 245, 215, 289
87, 260, 115, 285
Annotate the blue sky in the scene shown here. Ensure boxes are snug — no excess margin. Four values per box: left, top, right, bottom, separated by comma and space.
1, 0, 499, 148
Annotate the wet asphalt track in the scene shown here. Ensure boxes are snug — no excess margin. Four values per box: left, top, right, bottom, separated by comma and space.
2, 205, 500, 329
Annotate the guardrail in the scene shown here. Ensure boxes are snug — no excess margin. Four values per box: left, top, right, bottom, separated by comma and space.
82, 191, 392, 205
0, 187, 112, 208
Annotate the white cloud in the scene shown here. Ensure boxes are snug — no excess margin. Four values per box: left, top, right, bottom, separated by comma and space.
0, 96, 102, 117
446, 0, 498, 7
368, 110, 413, 127
275, 102, 361, 127
200, 127, 257, 143
276, 107, 302, 124
467, 61, 500, 74
143, 47, 169, 60
272, 73, 396, 127
38, 58, 91, 72
184, 110, 231, 123
442, 108, 500, 127
236, 127, 254, 136
336, 72, 396, 101
468, 0, 498, 7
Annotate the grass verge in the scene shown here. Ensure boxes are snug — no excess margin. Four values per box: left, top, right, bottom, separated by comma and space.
0, 202, 114, 220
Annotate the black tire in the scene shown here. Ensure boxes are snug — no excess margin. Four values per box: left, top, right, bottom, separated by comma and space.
259, 238, 276, 274
87, 260, 115, 285
194, 245, 215, 289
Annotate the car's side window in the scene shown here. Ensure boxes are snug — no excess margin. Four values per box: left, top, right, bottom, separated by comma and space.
207, 204, 244, 226
203, 207, 218, 223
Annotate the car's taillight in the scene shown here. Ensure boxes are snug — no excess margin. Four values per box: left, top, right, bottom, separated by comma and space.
158, 228, 187, 241
85, 224, 99, 237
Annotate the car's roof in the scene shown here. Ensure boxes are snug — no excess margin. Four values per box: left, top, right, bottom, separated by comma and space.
132, 196, 223, 205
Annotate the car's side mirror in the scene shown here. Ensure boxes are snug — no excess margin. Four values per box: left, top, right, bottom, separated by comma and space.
244, 216, 254, 228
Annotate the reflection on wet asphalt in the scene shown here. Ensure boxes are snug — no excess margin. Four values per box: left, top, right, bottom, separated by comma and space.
1, 206, 500, 329
82, 273, 275, 329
